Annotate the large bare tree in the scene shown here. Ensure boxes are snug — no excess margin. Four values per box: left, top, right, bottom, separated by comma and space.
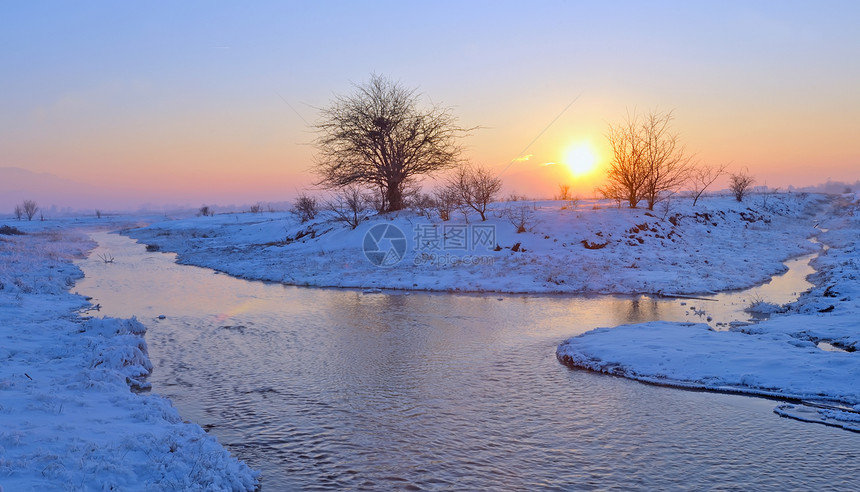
604, 109, 692, 210
313, 75, 469, 212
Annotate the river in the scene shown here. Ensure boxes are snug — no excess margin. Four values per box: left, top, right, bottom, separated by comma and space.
75, 231, 859, 490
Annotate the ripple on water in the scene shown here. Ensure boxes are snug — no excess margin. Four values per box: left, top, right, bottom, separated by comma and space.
75, 232, 859, 491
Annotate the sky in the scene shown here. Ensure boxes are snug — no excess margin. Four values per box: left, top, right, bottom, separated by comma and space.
1, 1, 859, 210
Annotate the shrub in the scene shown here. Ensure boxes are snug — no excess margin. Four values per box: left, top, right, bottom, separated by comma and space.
505, 205, 535, 233
326, 186, 370, 229
0, 225, 26, 235
292, 193, 319, 223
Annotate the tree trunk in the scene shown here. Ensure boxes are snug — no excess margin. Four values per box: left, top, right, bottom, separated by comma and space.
386, 182, 404, 212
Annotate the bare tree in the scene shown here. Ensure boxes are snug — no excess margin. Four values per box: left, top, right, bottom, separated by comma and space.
22, 200, 38, 221
327, 186, 370, 229
730, 171, 755, 202
505, 204, 536, 233
557, 184, 571, 201
13, 204, 23, 220
313, 74, 470, 212
408, 192, 436, 218
605, 111, 649, 208
640, 110, 693, 210
291, 192, 319, 223
596, 182, 625, 208
249, 202, 264, 214
197, 205, 214, 217
688, 163, 728, 206
433, 186, 459, 221
449, 164, 502, 221
604, 109, 692, 210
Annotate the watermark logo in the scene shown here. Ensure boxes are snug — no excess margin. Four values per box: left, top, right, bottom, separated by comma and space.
363, 223, 408, 267
413, 223, 496, 267
362, 222, 497, 268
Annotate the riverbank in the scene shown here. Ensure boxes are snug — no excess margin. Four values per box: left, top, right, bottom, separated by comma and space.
0, 221, 258, 490
125, 193, 825, 295
557, 193, 860, 431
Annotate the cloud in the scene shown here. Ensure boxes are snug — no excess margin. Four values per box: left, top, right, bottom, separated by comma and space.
513, 154, 533, 162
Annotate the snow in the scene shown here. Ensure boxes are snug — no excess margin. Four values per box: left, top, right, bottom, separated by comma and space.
557, 193, 860, 431
125, 193, 824, 295
0, 190, 852, 487
0, 223, 258, 490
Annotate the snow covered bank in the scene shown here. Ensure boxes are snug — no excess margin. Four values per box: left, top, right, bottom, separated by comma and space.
125, 193, 824, 295
557, 193, 860, 431
0, 227, 258, 490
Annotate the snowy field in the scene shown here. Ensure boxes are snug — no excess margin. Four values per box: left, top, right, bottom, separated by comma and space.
123, 192, 860, 430
0, 219, 258, 491
126, 193, 825, 295
558, 193, 860, 431
0, 191, 851, 488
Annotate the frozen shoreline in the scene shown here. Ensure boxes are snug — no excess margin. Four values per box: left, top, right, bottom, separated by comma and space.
557, 193, 860, 431
125, 193, 825, 296
0, 222, 258, 490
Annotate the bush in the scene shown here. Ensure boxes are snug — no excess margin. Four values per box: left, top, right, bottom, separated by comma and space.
730, 171, 755, 202
448, 164, 502, 221
504, 205, 535, 233
409, 192, 436, 218
326, 186, 370, 229
433, 187, 460, 221
291, 193, 319, 223
0, 225, 26, 235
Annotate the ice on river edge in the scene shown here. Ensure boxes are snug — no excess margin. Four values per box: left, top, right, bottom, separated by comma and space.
0, 226, 259, 490
558, 193, 860, 431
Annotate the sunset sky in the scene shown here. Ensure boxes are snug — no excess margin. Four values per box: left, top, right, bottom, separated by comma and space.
2, 1, 859, 209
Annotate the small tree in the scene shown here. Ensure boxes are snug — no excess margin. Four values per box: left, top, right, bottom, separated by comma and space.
291, 193, 319, 223
606, 112, 649, 208
449, 164, 502, 221
327, 186, 370, 229
596, 182, 625, 208
730, 171, 755, 202
22, 200, 38, 221
409, 192, 436, 218
13, 204, 23, 220
604, 109, 692, 210
689, 163, 728, 206
557, 184, 571, 201
313, 74, 470, 212
249, 202, 264, 214
640, 110, 693, 210
433, 186, 459, 221
505, 204, 536, 233
197, 205, 214, 217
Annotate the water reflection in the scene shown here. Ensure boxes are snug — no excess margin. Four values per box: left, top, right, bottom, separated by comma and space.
73, 232, 856, 491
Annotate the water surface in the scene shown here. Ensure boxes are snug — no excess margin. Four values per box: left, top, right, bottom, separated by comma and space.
75, 232, 857, 490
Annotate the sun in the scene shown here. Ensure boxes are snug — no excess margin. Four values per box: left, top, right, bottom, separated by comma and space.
563, 142, 599, 177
